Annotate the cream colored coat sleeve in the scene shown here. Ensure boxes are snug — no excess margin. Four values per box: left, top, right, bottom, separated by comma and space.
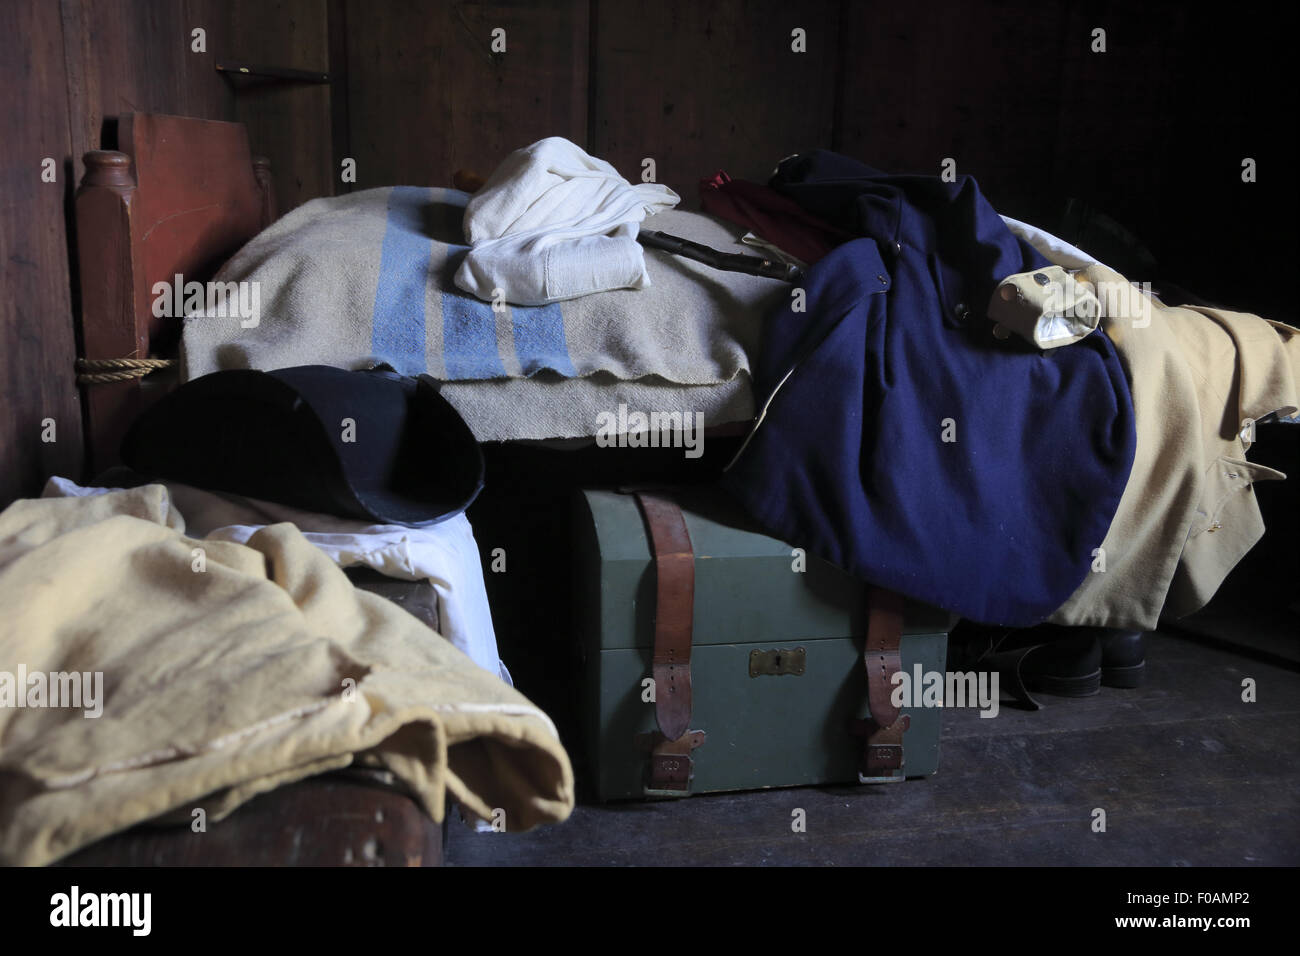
1048, 265, 1298, 630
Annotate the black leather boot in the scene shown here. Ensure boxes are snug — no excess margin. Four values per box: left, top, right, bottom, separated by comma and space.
988, 630, 1101, 706
949, 622, 1101, 710
1098, 629, 1146, 688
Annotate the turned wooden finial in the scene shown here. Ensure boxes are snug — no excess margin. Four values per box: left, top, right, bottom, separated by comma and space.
252, 155, 277, 226
82, 150, 135, 188
453, 169, 488, 193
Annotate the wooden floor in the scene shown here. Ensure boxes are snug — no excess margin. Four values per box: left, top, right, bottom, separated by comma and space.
445, 626, 1300, 866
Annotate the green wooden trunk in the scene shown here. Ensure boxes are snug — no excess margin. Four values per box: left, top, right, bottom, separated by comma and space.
575, 489, 952, 800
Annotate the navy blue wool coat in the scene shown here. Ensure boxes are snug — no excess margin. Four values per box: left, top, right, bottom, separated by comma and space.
722, 151, 1136, 626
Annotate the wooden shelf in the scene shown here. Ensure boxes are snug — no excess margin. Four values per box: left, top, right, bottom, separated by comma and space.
216, 61, 330, 84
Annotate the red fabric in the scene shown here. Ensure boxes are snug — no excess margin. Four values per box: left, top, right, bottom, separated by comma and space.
699, 170, 850, 265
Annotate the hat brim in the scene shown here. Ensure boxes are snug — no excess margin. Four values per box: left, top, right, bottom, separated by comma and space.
122, 366, 484, 526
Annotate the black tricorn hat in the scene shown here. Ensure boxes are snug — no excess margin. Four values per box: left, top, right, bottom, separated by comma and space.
122, 365, 484, 526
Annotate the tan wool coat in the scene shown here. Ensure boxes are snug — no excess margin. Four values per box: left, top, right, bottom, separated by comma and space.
1043, 265, 1299, 629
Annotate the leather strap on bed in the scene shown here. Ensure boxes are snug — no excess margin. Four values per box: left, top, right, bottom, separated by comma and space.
632, 492, 705, 795
850, 586, 911, 783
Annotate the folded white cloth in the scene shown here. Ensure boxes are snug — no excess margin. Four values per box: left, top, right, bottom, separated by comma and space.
43, 477, 508, 683
456, 137, 680, 305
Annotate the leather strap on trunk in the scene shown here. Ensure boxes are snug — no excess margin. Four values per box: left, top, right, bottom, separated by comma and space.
850, 586, 910, 783
632, 492, 705, 795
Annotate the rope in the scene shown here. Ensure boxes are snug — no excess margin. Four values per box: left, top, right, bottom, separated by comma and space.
75, 357, 174, 385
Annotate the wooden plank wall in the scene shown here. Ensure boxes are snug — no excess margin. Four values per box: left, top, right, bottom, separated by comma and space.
1, 0, 83, 505
59, 0, 233, 187
341, 0, 590, 190
4, 0, 1295, 504
837, 0, 1069, 222
590, 1, 840, 192
1052, 0, 1296, 317
2, 0, 332, 505
340, 0, 840, 197
228, 0, 334, 211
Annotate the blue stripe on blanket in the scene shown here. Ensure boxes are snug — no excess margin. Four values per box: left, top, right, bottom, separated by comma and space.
372, 190, 577, 380
371, 186, 430, 374
511, 304, 577, 377
442, 289, 508, 379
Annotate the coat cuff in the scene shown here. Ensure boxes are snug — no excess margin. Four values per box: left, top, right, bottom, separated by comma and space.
987, 265, 1101, 349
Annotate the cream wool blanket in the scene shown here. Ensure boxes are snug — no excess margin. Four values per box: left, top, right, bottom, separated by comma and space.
0, 487, 573, 866
180, 186, 783, 441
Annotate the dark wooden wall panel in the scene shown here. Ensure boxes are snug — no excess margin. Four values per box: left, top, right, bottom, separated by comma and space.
1, 0, 83, 505
60, 0, 334, 213
228, 0, 335, 212
1049, 1, 1191, 234
592, 0, 840, 202
1160, 5, 1298, 322
1049, 0, 1296, 321
837, 0, 1069, 220
60, 0, 236, 185
345, 0, 590, 188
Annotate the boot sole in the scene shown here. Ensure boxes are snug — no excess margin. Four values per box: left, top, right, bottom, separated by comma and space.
1025, 668, 1102, 697
1101, 660, 1146, 689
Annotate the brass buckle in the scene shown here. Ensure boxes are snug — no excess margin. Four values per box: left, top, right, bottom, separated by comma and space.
848, 714, 910, 784
636, 730, 706, 797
